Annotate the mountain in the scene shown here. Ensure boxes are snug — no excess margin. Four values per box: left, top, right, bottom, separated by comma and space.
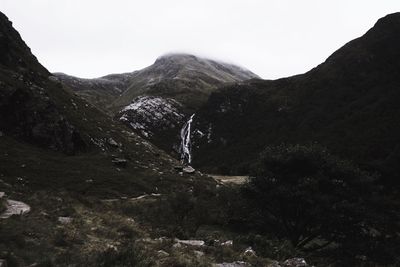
56, 53, 258, 157
0, 11, 233, 266
191, 12, 400, 184
0, 10, 204, 196
1, 9, 400, 266
111, 53, 258, 111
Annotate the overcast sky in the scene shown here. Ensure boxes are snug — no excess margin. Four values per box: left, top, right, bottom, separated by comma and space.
2, 0, 400, 79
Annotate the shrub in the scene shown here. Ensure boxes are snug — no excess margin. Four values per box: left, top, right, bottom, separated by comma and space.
243, 144, 399, 264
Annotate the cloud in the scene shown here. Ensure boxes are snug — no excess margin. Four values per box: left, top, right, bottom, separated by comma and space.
2, 0, 400, 78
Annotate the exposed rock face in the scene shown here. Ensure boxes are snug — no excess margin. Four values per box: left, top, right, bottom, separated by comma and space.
175, 239, 205, 246
213, 262, 249, 267
191, 12, 400, 180
118, 96, 184, 138
282, 258, 308, 267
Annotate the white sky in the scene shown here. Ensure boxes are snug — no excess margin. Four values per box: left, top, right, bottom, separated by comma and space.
2, 0, 400, 79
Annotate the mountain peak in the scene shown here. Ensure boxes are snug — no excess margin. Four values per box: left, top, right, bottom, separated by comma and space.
155, 53, 199, 62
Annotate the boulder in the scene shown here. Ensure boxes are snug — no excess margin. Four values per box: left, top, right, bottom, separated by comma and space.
175, 238, 205, 246
182, 166, 195, 174
243, 246, 256, 257
282, 258, 307, 267
213, 261, 249, 267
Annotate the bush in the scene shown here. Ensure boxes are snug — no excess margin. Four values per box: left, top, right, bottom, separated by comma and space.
243, 144, 399, 264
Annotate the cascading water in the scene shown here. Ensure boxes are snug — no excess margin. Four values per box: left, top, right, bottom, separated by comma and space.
180, 114, 195, 165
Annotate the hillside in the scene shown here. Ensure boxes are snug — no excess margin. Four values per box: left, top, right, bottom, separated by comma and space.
0, 11, 230, 266
57, 53, 258, 157
54, 71, 137, 114
4, 11, 318, 267
191, 12, 400, 184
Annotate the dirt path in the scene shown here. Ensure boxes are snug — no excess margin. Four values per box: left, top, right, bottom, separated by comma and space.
0, 199, 31, 219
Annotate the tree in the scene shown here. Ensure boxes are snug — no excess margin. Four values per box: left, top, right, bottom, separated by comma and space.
243, 144, 378, 251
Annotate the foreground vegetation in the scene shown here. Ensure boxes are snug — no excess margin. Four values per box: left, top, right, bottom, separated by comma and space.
2, 140, 399, 266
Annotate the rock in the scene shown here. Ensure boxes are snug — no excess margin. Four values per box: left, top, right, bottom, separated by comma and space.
213, 261, 249, 267
175, 239, 205, 246
182, 166, 195, 174
58, 216, 73, 224
112, 158, 128, 167
107, 138, 119, 147
0, 259, 7, 267
221, 240, 233, 246
243, 246, 256, 257
0, 192, 4, 199
0, 131, 3, 137
0, 200, 31, 219
282, 258, 307, 267
157, 250, 170, 257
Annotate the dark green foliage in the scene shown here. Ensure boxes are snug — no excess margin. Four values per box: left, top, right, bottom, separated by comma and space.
243, 144, 400, 264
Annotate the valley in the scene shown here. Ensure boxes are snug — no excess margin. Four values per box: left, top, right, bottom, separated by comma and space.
0, 9, 400, 267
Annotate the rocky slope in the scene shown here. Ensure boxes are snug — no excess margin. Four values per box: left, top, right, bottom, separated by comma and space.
57, 53, 258, 157
191, 12, 400, 184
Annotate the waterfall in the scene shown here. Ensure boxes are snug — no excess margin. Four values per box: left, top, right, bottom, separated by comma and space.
180, 114, 195, 165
